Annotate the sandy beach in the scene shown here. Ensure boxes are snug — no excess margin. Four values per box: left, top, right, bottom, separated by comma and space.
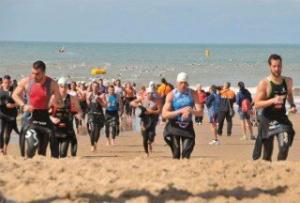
0, 114, 299, 203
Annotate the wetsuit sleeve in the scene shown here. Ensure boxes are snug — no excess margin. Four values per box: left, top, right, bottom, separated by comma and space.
236, 93, 241, 107
205, 95, 214, 108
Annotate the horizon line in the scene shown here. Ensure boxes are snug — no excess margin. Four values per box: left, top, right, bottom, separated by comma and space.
1, 40, 300, 46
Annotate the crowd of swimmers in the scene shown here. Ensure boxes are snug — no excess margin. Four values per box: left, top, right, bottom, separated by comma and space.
0, 53, 297, 161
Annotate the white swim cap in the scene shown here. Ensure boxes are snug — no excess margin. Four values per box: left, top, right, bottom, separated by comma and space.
146, 87, 155, 94
149, 81, 155, 88
57, 77, 69, 86
176, 72, 188, 83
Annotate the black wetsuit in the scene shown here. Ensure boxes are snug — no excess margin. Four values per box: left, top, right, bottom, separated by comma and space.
253, 79, 295, 161
139, 99, 159, 154
87, 93, 105, 146
0, 90, 19, 150
50, 94, 77, 158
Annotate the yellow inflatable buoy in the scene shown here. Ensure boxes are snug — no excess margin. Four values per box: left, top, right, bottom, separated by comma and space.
204, 49, 211, 58
91, 67, 107, 76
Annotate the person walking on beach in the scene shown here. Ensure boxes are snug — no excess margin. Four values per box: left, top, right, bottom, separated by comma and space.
162, 72, 202, 159
253, 54, 296, 161
86, 81, 106, 152
206, 85, 221, 145
130, 87, 161, 157
12, 60, 63, 158
236, 81, 255, 140
217, 82, 236, 137
195, 84, 207, 125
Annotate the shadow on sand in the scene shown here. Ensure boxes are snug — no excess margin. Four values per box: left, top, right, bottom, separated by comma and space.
28, 185, 288, 203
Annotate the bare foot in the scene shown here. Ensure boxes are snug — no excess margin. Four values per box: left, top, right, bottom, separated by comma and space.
111, 139, 115, 146
106, 140, 111, 146
90, 146, 95, 152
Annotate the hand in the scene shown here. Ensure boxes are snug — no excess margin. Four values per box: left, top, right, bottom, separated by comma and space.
51, 117, 61, 124
272, 95, 284, 105
289, 106, 297, 114
181, 111, 190, 121
179, 106, 192, 115
23, 104, 33, 112
6, 103, 15, 108
75, 113, 83, 120
145, 108, 152, 115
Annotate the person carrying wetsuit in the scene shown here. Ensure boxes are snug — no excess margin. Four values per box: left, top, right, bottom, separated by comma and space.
253, 54, 296, 161
131, 87, 161, 157
0, 75, 19, 155
86, 81, 106, 152
12, 60, 63, 158
162, 72, 202, 159
104, 85, 123, 146
49, 77, 82, 158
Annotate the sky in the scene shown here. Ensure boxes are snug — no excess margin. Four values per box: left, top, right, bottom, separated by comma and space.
0, 0, 299, 44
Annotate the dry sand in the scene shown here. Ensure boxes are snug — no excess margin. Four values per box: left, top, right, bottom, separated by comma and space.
0, 114, 299, 203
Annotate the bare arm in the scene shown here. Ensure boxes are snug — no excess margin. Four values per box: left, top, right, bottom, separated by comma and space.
254, 79, 275, 109
12, 78, 28, 107
286, 77, 295, 106
86, 92, 91, 105
162, 92, 183, 119
98, 94, 107, 108
51, 81, 63, 108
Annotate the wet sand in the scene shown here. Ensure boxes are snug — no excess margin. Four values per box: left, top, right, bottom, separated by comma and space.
0, 114, 299, 202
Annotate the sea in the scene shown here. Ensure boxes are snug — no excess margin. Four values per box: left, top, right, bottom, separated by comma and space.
0, 41, 299, 90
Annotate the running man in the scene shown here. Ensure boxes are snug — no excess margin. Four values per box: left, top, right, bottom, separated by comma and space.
86, 81, 106, 151
0, 75, 19, 155
162, 72, 202, 159
12, 60, 63, 158
253, 54, 296, 161
49, 77, 82, 158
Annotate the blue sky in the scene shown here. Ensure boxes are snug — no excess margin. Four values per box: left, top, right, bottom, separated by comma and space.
0, 0, 299, 43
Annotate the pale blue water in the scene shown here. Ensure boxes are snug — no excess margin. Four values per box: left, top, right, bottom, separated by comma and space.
0, 41, 299, 87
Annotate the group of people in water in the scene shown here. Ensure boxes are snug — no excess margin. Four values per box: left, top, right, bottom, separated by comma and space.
0, 54, 297, 161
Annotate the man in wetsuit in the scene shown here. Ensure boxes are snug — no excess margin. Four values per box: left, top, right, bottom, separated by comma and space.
0, 75, 19, 155
253, 54, 297, 161
162, 72, 202, 159
12, 60, 63, 158
49, 77, 82, 158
